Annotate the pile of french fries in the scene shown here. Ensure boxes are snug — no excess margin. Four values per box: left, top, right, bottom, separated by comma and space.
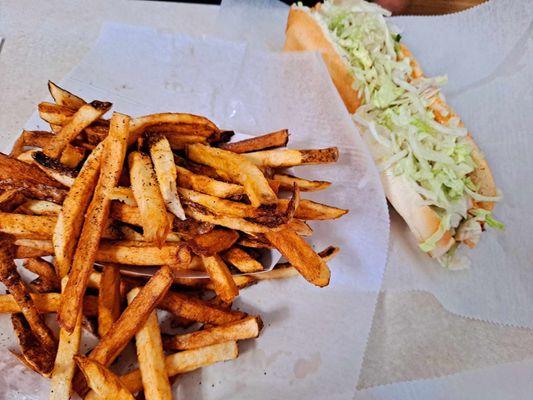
0, 82, 347, 399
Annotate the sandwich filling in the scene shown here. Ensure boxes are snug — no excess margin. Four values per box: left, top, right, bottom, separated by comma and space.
302, 0, 502, 267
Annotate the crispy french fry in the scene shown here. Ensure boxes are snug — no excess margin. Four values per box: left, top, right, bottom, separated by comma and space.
0, 152, 64, 188
127, 287, 172, 400
265, 228, 330, 287
98, 265, 122, 337
18, 199, 61, 215
11, 314, 56, 376
202, 255, 239, 303
129, 151, 170, 245
0, 292, 98, 317
72, 266, 173, 397
147, 133, 186, 220
287, 219, 313, 236
159, 291, 245, 325
0, 189, 26, 212
164, 316, 261, 351
176, 165, 244, 198
49, 277, 83, 400
38, 102, 76, 125
129, 113, 220, 144
86, 342, 239, 399
17, 150, 76, 187
59, 112, 130, 333
165, 134, 207, 149
48, 81, 86, 109
85, 121, 110, 144
219, 129, 289, 153
187, 144, 277, 208
237, 235, 274, 249
222, 247, 263, 273
97, 241, 191, 266
184, 207, 284, 233
14, 144, 103, 276
277, 199, 348, 220
75, 356, 134, 400
108, 186, 137, 206
43, 100, 112, 159
244, 147, 339, 168
22, 258, 60, 291
0, 237, 57, 350
0, 213, 55, 238
188, 229, 239, 256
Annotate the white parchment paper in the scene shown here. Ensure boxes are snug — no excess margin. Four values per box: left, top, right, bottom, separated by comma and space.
0, 22, 389, 399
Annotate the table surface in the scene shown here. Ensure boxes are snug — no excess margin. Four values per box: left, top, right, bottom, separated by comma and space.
407, 0, 485, 15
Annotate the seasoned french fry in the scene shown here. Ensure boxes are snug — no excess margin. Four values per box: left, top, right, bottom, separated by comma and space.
244, 147, 339, 168
127, 287, 172, 400
0, 213, 55, 238
147, 133, 186, 220
49, 277, 83, 400
86, 342, 239, 398
48, 81, 86, 109
265, 228, 330, 287
97, 241, 191, 266
0, 189, 26, 212
287, 219, 313, 236
188, 229, 239, 256
276, 199, 348, 220
176, 165, 244, 198
0, 237, 57, 351
165, 316, 261, 351
129, 151, 170, 245
0, 152, 64, 189
185, 207, 284, 233
129, 113, 220, 144
17, 150, 76, 187
43, 100, 112, 159
75, 356, 134, 400
219, 129, 289, 153
38, 102, 76, 125
85, 121, 110, 144
202, 255, 239, 303
222, 247, 263, 273
98, 265, 122, 337
187, 144, 277, 208
22, 258, 59, 291
34, 146, 103, 271
59, 112, 130, 333
237, 235, 274, 249
18, 199, 61, 215
159, 291, 245, 325
108, 186, 137, 206
0, 292, 98, 317
272, 174, 331, 192
11, 314, 56, 376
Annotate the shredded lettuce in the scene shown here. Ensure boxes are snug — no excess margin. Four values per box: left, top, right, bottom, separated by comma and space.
311, 0, 502, 259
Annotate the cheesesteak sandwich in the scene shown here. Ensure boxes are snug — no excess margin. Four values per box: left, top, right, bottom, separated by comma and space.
285, 0, 503, 267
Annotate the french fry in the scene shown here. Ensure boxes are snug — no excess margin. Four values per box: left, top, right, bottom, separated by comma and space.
237, 235, 274, 249
59, 112, 130, 333
244, 147, 339, 168
86, 342, 239, 398
127, 287, 172, 400
17, 150, 76, 187
0, 152, 64, 188
184, 207, 284, 233
287, 219, 313, 236
219, 129, 289, 153
147, 133, 186, 220
85, 121, 110, 144
43, 100, 112, 159
108, 186, 137, 206
75, 356, 135, 400
0, 237, 57, 350
164, 316, 262, 351
18, 199, 61, 215
277, 198, 348, 220
176, 165, 244, 198
129, 112, 220, 144
38, 102, 76, 125
265, 228, 330, 287
98, 265, 122, 337
48, 81, 86, 109
159, 291, 245, 325
72, 265, 173, 397
187, 143, 278, 208
0, 189, 26, 212
202, 255, 239, 303
272, 174, 331, 192
222, 247, 263, 273
0, 212, 56, 239
11, 314, 56, 376
0, 292, 98, 317
188, 229, 239, 256
49, 277, 83, 400
97, 241, 191, 266
129, 151, 170, 245
165, 134, 207, 149
22, 258, 60, 291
